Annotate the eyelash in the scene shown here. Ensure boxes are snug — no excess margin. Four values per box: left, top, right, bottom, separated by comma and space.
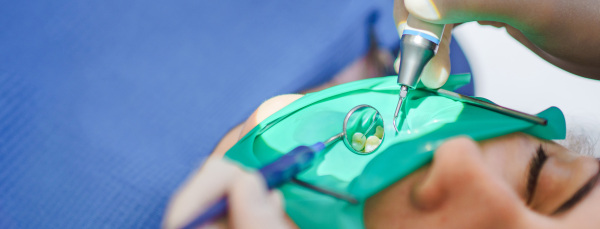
527, 145, 547, 204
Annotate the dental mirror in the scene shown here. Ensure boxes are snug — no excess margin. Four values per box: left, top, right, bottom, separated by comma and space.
342, 105, 384, 154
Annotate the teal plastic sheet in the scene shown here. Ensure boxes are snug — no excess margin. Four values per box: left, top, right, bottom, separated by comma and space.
224, 75, 565, 228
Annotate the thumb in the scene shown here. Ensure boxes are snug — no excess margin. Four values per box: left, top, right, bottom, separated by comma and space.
229, 173, 291, 229
404, 0, 527, 25
420, 23, 453, 89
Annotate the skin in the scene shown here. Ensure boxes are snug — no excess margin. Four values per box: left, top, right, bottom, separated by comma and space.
364, 134, 600, 228
386, 2, 600, 225
164, 50, 391, 227
163, 95, 303, 229
166, 1, 600, 225
395, 0, 600, 80
165, 94, 600, 228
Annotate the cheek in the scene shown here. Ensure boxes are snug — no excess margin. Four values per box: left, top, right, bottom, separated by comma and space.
531, 159, 574, 212
478, 136, 535, 198
363, 169, 429, 228
363, 168, 526, 229
434, 176, 527, 228
561, 188, 600, 227
531, 157, 598, 214
482, 145, 529, 182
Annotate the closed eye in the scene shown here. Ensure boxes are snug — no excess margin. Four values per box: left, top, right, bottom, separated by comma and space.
526, 145, 546, 205
552, 159, 600, 214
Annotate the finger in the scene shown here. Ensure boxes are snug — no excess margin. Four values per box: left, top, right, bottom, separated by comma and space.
393, 0, 409, 74
394, 0, 409, 35
269, 190, 300, 228
163, 159, 247, 229
404, 0, 535, 26
502, 24, 560, 63
501, 25, 580, 75
393, 55, 400, 74
420, 23, 453, 89
229, 173, 290, 229
267, 190, 284, 211
201, 218, 228, 229
477, 21, 507, 28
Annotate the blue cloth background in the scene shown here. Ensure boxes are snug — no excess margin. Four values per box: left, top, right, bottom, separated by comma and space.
0, 0, 472, 228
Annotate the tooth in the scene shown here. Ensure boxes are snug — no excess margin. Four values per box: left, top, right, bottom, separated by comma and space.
374, 126, 384, 139
364, 136, 381, 153
351, 132, 366, 151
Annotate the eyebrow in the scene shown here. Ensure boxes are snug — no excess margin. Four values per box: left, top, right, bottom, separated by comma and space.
552, 159, 600, 214
526, 145, 547, 204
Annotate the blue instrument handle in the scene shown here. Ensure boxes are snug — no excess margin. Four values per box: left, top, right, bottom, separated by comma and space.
259, 142, 324, 188
180, 142, 325, 229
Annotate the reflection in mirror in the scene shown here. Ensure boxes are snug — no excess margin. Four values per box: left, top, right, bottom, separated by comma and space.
343, 105, 384, 154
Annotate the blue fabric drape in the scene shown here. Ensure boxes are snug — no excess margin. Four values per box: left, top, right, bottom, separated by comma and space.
0, 1, 472, 227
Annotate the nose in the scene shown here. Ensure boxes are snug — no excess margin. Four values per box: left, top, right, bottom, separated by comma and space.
411, 137, 523, 227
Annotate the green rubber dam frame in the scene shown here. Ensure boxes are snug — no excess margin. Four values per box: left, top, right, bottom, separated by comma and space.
224, 75, 566, 228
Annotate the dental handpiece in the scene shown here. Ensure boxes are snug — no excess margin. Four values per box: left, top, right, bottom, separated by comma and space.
393, 15, 445, 132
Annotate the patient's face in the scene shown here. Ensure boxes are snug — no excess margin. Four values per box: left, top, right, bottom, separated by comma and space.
364, 133, 600, 229
235, 94, 599, 228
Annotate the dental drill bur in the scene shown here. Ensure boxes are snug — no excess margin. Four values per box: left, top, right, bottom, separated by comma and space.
393, 15, 445, 132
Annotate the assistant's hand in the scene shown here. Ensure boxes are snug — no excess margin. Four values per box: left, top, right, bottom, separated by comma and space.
163, 159, 292, 229
395, 0, 600, 80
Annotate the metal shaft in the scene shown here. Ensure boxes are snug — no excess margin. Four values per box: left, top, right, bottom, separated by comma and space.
394, 34, 439, 132
393, 86, 408, 132
432, 89, 547, 125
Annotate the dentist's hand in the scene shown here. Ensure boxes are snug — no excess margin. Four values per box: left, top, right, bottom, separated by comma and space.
163, 159, 292, 229
393, 1, 454, 89
395, 0, 600, 81
163, 94, 304, 229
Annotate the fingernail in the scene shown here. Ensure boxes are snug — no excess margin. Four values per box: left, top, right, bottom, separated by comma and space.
421, 55, 450, 89
405, 0, 441, 20
422, 66, 449, 89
